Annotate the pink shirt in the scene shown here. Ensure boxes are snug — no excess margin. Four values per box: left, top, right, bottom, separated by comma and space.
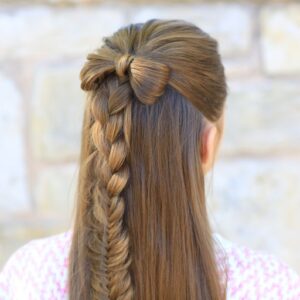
0, 229, 300, 299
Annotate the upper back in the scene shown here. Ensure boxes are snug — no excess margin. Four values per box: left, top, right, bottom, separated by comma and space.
1, 230, 299, 299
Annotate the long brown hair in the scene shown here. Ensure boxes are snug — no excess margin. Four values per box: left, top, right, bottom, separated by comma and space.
68, 19, 227, 300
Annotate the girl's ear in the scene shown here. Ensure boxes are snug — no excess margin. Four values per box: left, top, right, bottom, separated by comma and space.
201, 108, 226, 174
200, 122, 219, 175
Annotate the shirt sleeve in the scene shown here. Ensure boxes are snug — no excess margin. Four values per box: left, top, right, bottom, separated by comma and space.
213, 233, 300, 299
272, 255, 300, 299
225, 242, 300, 299
0, 241, 35, 299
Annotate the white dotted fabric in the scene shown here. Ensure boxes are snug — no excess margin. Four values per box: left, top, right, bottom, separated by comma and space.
0, 230, 299, 299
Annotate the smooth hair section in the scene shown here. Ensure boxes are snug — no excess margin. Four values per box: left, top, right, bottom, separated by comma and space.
68, 19, 228, 300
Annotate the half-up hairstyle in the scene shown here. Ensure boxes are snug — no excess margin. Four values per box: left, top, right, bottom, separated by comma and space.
68, 19, 228, 300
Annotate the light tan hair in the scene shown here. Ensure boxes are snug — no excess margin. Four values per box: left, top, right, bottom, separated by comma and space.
68, 18, 228, 300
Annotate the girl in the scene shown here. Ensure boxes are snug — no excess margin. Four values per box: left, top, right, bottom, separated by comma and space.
1, 18, 299, 300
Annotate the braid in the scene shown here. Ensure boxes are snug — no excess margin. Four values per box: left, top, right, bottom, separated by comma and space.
78, 39, 169, 298
88, 53, 134, 299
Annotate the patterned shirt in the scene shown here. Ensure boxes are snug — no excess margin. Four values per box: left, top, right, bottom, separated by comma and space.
0, 229, 300, 299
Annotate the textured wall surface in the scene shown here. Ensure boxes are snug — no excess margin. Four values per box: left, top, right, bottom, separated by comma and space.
0, 1, 299, 273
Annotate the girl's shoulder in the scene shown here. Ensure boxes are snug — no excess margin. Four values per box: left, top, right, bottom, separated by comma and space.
213, 232, 300, 300
0, 229, 72, 299
1, 230, 300, 299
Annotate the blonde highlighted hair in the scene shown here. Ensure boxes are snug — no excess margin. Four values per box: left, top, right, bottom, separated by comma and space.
68, 19, 227, 300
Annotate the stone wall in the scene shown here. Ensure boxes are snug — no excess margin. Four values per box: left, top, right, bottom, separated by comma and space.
0, 1, 300, 273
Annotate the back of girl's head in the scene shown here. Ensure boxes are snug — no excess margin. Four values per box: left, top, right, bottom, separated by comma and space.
68, 19, 227, 300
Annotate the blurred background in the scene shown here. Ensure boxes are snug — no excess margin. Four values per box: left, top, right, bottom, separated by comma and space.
0, 0, 300, 273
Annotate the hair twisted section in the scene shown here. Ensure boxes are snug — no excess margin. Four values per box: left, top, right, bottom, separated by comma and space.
83, 53, 134, 298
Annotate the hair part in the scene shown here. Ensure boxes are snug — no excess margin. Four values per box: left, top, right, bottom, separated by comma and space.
68, 18, 228, 300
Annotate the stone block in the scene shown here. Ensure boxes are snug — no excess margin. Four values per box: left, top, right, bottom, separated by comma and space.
260, 4, 300, 74
0, 73, 30, 215
131, 4, 254, 58
219, 78, 300, 156
207, 158, 300, 273
0, 6, 126, 60
223, 54, 260, 78
33, 163, 78, 223
30, 62, 85, 161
